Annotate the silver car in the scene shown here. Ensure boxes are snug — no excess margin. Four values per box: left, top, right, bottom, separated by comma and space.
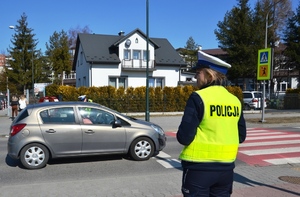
7, 102, 166, 169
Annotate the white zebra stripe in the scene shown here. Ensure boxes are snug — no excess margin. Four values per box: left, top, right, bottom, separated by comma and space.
245, 134, 300, 141
239, 139, 300, 147
240, 147, 300, 156
264, 157, 300, 165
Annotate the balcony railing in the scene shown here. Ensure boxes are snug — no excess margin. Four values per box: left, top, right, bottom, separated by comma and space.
64, 71, 76, 79
121, 59, 156, 71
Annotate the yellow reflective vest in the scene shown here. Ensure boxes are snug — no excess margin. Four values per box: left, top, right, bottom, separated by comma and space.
179, 86, 241, 163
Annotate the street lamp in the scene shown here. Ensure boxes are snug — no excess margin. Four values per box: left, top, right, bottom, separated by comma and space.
145, 0, 150, 121
261, 0, 283, 122
6, 76, 10, 117
260, 10, 271, 122
6, 26, 15, 117
31, 49, 35, 102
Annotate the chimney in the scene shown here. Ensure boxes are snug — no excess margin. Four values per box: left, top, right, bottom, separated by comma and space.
118, 31, 125, 36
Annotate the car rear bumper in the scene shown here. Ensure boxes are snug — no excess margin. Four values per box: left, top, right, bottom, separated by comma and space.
7, 141, 19, 159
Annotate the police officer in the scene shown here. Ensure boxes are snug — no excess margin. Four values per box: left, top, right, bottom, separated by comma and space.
78, 95, 93, 103
77, 95, 94, 124
177, 50, 247, 197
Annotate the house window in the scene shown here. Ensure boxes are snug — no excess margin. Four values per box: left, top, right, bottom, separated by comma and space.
143, 50, 149, 61
119, 77, 126, 88
156, 78, 163, 88
109, 78, 116, 87
135, 38, 138, 43
149, 77, 164, 88
124, 49, 131, 60
83, 76, 87, 86
133, 50, 141, 60
149, 78, 155, 87
80, 51, 83, 65
109, 77, 128, 88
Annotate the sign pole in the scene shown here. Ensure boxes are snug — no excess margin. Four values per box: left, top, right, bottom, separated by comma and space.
257, 48, 271, 122
261, 80, 266, 122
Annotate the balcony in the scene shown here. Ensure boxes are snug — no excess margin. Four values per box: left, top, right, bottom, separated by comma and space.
61, 71, 76, 86
121, 59, 156, 71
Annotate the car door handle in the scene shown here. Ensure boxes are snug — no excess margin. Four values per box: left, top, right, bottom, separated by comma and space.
85, 130, 95, 134
46, 129, 56, 133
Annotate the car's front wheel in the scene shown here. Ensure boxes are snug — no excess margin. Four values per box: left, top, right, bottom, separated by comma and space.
20, 143, 49, 169
129, 137, 154, 161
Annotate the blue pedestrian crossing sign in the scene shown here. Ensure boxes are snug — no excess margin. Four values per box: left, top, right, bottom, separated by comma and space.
260, 52, 268, 63
257, 48, 271, 80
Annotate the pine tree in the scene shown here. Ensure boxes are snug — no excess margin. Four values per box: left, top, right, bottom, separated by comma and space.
215, 0, 257, 89
45, 30, 71, 85
214, 0, 291, 90
283, 2, 300, 82
6, 13, 39, 93
182, 37, 199, 68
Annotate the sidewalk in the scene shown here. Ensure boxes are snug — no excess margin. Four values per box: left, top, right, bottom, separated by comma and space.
231, 164, 300, 197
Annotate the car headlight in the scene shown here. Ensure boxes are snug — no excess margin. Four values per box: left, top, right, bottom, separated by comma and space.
151, 125, 165, 135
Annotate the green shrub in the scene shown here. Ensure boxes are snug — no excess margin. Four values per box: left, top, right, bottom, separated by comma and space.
45, 85, 243, 112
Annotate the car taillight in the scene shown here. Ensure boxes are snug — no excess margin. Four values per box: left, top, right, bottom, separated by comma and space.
10, 124, 27, 136
252, 98, 258, 102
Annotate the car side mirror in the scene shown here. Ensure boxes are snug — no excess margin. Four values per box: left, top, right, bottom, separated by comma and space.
113, 119, 122, 128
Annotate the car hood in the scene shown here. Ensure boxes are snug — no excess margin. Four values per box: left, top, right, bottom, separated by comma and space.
131, 118, 160, 128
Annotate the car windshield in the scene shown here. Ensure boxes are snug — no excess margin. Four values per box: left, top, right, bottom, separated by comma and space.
99, 104, 134, 120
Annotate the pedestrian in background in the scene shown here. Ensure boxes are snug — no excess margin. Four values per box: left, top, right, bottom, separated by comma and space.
10, 95, 19, 120
18, 94, 28, 112
177, 50, 247, 197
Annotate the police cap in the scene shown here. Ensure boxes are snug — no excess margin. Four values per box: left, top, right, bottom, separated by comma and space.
192, 50, 231, 75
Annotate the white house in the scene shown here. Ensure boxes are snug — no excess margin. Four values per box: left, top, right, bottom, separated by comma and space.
72, 28, 190, 89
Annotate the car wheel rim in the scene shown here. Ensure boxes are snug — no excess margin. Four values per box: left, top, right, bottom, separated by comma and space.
24, 146, 45, 167
134, 140, 151, 158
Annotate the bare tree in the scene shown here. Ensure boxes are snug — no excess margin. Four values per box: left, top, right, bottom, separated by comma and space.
68, 25, 92, 49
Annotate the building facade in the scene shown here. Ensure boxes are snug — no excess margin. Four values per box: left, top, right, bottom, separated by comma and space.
73, 29, 187, 89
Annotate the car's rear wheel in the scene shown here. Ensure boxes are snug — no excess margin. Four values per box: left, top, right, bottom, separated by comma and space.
129, 137, 154, 161
20, 143, 49, 169
244, 103, 251, 110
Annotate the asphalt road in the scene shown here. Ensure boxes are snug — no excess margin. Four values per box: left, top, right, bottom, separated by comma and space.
1, 109, 300, 196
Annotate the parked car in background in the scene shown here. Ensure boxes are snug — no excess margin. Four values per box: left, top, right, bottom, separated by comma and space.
243, 91, 267, 110
7, 102, 166, 169
38, 96, 59, 103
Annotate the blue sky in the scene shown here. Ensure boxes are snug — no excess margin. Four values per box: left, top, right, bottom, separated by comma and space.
0, 0, 298, 54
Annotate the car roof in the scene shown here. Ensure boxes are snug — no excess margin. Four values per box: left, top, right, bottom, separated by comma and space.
29, 101, 99, 108
26, 101, 127, 119
27, 101, 122, 114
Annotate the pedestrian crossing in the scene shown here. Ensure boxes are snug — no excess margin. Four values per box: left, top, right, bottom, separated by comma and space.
238, 128, 300, 166
154, 151, 181, 169
164, 129, 300, 167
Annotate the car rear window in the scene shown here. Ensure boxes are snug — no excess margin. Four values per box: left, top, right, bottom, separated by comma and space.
243, 93, 252, 98
14, 109, 29, 122
253, 93, 262, 98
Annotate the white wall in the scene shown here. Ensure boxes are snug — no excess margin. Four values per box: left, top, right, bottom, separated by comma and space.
119, 32, 155, 63
291, 77, 298, 89
75, 44, 90, 87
